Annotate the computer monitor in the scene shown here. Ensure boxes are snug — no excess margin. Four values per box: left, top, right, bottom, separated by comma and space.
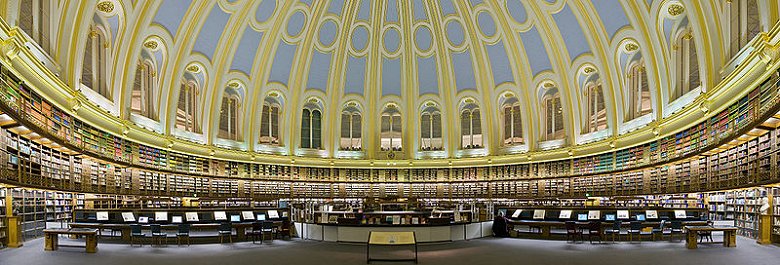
533, 210, 546, 220
577, 214, 588, 221
268, 210, 280, 219
121, 212, 136, 222
155, 212, 168, 222
674, 210, 687, 219
242, 211, 254, 220
185, 212, 199, 222
230, 215, 241, 222
96, 211, 109, 221
616, 210, 629, 220
214, 211, 227, 221
559, 210, 572, 219
138, 216, 149, 224
646, 210, 659, 219
256, 214, 267, 221
636, 214, 646, 221
588, 210, 600, 220
172, 216, 183, 223
605, 214, 616, 221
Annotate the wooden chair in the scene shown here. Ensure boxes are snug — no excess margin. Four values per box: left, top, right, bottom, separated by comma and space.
246, 221, 263, 244
565, 221, 583, 242
150, 224, 167, 246
669, 221, 684, 242
276, 219, 291, 240
176, 224, 191, 246
130, 224, 145, 247
585, 221, 602, 244
604, 220, 622, 242
261, 221, 275, 243
218, 222, 233, 243
628, 221, 643, 242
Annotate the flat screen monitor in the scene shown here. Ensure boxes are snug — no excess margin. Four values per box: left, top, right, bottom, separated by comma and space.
559, 210, 572, 219
533, 210, 546, 220
577, 214, 588, 221
268, 210, 280, 219
588, 210, 600, 220
636, 214, 646, 221
185, 212, 199, 222
616, 210, 629, 220
214, 211, 227, 221
172, 216, 183, 223
230, 215, 241, 222
605, 214, 616, 221
256, 214, 267, 221
646, 210, 659, 219
242, 211, 255, 220
121, 212, 136, 222
96, 211, 109, 221
674, 210, 687, 219
138, 216, 149, 224
511, 209, 522, 218
155, 212, 168, 222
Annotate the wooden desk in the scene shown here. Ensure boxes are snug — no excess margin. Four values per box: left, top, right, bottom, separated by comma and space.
43, 228, 99, 253
68, 222, 282, 242
367, 231, 417, 263
684, 226, 738, 249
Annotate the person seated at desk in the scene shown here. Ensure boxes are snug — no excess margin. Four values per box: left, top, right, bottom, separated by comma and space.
492, 212, 510, 237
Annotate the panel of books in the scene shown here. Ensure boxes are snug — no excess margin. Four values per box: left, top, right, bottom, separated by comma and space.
0, 60, 779, 202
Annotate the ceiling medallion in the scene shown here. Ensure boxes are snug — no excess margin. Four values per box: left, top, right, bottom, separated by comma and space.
228, 81, 240, 88
668, 4, 685, 17
96, 1, 115, 13
464, 98, 475, 104
269, 92, 279, 97
143, 40, 158, 50
625, 43, 639, 52
543, 82, 555, 88
425, 101, 436, 107
186, 65, 200, 72
308, 98, 319, 104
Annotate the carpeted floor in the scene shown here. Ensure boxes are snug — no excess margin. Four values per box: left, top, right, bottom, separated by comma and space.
1, 236, 779, 265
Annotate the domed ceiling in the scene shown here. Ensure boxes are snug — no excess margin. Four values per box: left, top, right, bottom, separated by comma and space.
5, 0, 774, 162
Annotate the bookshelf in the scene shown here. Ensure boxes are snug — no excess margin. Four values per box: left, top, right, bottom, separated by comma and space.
771, 187, 780, 242
704, 188, 766, 239
0, 187, 6, 248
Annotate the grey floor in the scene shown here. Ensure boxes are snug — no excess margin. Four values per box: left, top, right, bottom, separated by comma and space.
1, 236, 779, 265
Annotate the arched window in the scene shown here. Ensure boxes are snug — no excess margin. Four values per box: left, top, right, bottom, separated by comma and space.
18, 0, 51, 53
380, 105, 402, 151
460, 103, 482, 149
81, 24, 110, 99
420, 105, 442, 151
301, 107, 322, 149
672, 29, 700, 100
131, 61, 156, 119
543, 90, 565, 141
340, 105, 362, 151
625, 63, 652, 121
728, 0, 761, 58
218, 95, 241, 141
584, 82, 607, 133
176, 80, 200, 133
259, 97, 281, 145
503, 101, 523, 145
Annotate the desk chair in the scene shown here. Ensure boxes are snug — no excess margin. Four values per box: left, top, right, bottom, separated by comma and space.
669, 221, 683, 242
218, 223, 233, 243
261, 221, 275, 243
565, 221, 583, 243
628, 221, 643, 242
247, 221, 263, 244
130, 224, 145, 246
652, 220, 669, 241
586, 221, 602, 244
150, 224, 167, 246
605, 220, 623, 242
277, 219, 291, 240
176, 224, 191, 246
699, 221, 714, 243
